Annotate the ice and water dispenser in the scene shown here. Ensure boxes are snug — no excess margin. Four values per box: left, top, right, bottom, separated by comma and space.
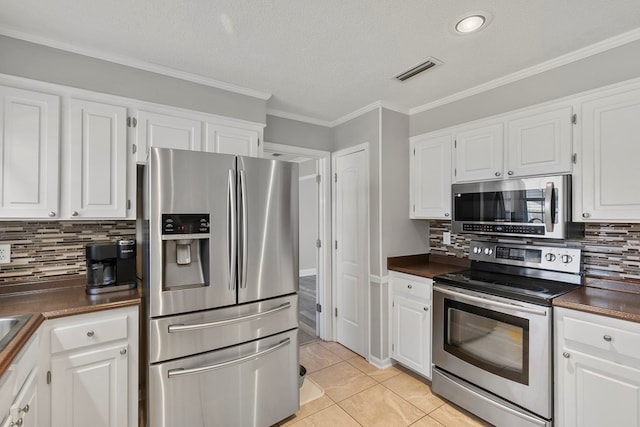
161, 214, 210, 289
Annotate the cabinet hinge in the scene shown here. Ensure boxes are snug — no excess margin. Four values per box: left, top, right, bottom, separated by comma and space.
335, 307, 338, 317
413, 148, 415, 156
258, 138, 260, 147
316, 303, 322, 313
572, 114, 577, 125
334, 173, 337, 183
392, 343, 394, 351
335, 240, 338, 250
392, 300, 395, 307
454, 168, 457, 177
127, 117, 138, 128
132, 143, 137, 155
127, 200, 131, 210
316, 239, 322, 248
454, 140, 457, 148
316, 174, 321, 184
46, 370, 51, 385
572, 153, 577, 164
413, 204, 415, 212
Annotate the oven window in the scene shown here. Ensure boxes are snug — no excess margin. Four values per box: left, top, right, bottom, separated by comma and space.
444, 299, 529, 385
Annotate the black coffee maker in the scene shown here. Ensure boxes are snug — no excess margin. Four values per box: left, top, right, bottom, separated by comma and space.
85, 239, 136, 294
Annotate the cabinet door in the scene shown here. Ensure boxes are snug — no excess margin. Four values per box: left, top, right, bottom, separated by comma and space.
506, 106, 573, 177
51, 344, 128, 427
6, 369, 37, 427
69, 99, 128, 219
134, 110, 201, 163
454, 122, 503, 182
391, 294, 431, 378
578, 88, 640, 221
410, 134, 452, 219
558, 349, 640, 427
204, 123, 260, 157
0, 86, 60, 218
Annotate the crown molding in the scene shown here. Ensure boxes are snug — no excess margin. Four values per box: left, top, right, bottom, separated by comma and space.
410, 27, 640, 115
266, 109, 332, 127
0, 26, 272, 101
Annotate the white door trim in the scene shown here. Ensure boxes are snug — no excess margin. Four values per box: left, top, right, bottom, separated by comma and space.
331, 142, 370, 356
263, 142, 332, 341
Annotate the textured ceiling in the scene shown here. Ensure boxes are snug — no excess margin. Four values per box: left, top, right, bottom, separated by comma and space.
1, 0, 640, 123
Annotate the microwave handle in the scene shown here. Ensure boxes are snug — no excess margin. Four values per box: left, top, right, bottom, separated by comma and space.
544, 181, 554, 232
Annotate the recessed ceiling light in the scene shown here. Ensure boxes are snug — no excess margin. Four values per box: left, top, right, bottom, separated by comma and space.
455, 15, 486, 34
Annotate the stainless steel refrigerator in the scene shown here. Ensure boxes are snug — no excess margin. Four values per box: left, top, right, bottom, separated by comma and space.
140, 147, 299, 427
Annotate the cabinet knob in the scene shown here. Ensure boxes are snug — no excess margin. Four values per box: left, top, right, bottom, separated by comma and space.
444, 213, 450, 217
495, 172, 501, 177
120, 348, 127, 355
11, 418, 23, 427
407, 284, 412, 289
507, 170, 514, 176
582, 212, 590, 218
20, 404, 29, 414
71, 211, 79, 217
562, 351, 570, 358
87, 330, 95, 337
423, 307, 429, 311
603, 335, 612, 342
48, 211, 56, 217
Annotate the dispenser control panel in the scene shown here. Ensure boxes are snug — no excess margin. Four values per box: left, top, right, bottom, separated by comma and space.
162, 214, 210, 235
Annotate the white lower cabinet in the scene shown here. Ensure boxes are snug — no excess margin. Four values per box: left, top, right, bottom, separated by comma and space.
41, 306, 139, 427
390, 272, 432, 379
555, 307, 640, 427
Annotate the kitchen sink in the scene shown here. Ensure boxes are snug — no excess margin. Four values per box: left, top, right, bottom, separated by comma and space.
0, 314, 32, 353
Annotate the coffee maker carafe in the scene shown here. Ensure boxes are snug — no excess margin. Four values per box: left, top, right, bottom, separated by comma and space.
86, 240, 137, 294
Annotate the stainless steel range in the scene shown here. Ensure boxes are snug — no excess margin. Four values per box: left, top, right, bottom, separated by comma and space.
432, 240, 582, 427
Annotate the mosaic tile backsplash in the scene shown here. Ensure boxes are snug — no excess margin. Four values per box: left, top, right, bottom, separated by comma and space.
429, 220, 640, 282
0, 221, 136, 285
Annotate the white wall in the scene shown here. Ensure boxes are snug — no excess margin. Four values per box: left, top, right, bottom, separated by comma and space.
299, 159, 318, 275
265, 114, 333, 151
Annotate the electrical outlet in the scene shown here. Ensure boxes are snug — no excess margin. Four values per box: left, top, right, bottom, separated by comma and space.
443, 232, 451, 245
0, 244, 10, 264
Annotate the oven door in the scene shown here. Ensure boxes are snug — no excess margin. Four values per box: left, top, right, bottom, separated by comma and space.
433, 284, 552, 419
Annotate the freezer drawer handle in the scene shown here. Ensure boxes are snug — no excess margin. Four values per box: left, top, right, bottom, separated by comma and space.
167, 302, 292, 333
167, 337, 291, 378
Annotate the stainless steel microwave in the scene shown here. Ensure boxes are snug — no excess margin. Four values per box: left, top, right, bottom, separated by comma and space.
452, 175, 572, 239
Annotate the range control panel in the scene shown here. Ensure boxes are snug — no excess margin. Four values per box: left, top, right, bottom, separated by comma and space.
469, 240, 581, 274
162, 214, 210, 235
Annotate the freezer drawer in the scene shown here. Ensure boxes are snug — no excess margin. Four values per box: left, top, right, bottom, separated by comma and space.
148, 294, 298, 363
148, 329, 299, 427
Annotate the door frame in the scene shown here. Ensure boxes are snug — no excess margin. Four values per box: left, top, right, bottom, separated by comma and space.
262, 142, 332, 340
331, 142, 370, 357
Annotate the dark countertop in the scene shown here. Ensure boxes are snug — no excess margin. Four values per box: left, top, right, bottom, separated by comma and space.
387, 253, 470, 279
554, 277, 640, 323
388, 253, 640, 324
0, 277, 141, 379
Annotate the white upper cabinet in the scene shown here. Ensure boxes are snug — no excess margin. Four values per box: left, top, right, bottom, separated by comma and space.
506, 106, 573, 177
134, 110, 202, 163
453, 104, 573, 183
453, 122, 504, 182
576, 84, 640, 222
68, 99, 128, 219
204, 123, 260, 157
410, 133, 452, 219
0, 86, 60, 219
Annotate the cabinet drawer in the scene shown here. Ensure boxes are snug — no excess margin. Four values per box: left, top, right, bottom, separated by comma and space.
563, 315, 640, 360
392, 275, 431, 300
51, 314, 128, 354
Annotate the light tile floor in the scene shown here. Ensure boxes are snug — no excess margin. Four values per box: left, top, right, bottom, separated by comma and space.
277, 341, 493, 427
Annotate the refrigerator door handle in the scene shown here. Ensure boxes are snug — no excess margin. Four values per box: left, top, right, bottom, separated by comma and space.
167, 302, 292, 333
167, 337, 291, 378
239, 169, 248, 289
228, 169, 237, 291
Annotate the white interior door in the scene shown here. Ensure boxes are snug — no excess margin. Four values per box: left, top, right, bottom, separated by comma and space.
333, 146, 368, 357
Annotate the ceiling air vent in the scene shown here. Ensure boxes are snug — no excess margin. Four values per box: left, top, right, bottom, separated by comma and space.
394, 57, 442, 82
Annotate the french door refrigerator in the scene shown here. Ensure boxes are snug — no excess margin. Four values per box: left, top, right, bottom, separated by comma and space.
140, 147, 299, 427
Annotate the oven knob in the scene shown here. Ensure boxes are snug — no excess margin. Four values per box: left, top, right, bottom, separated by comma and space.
561, 255, 573, 264
545, 253, 556, 262
484, 248, 492, 255
473, 247, 480, 254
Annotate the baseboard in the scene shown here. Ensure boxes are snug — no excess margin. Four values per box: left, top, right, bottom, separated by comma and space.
368, 355, 393, 370
299, 268, 317, 277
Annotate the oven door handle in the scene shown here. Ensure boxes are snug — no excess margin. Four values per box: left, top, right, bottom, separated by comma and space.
434, 286, 547, 316
167, 302, 291, 333
167, 337, 290, 378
